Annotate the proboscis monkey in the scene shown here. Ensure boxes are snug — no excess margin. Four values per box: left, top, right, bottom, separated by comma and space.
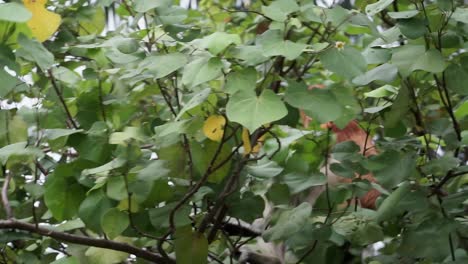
237, 85, 380, 263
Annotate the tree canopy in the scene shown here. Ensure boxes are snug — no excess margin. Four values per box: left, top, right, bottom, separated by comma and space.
0, 0, 467, 263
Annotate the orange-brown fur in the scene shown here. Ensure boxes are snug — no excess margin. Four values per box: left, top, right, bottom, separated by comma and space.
303, 84, 380, 209
328, 120, 379, 209
239, 87, 380, 263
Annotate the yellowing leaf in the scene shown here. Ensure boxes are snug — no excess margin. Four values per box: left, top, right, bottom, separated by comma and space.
242, 128, 266, 155
254, 134, 266, 154
23, 0, 61, 42
242, 128, 252, 155
203, 115, 226, 142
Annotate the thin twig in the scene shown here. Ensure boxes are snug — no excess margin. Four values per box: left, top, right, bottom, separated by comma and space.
47, 69, 78, 129
296, 240, 319, 263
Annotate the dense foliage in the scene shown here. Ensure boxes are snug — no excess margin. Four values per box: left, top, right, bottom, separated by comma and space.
0, 0, 467, 263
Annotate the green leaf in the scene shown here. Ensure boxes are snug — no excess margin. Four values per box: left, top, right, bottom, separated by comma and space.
106, 176, 127, 201
330, 162, 356, 178
182, 57, 223, 87
78, 7, 105, 36
445, 64, 468, 95
0, 3, 32, 22
44, 175, 86, 221
191, 140, 232, 183
322, 6, 352, 27
257, 30, 306, 60
266, 183, 291, 205
226, 90, 287, 131
369, 26, 402, 47
2, 115, 28, 144
0, 142, 44, 165
176, 88, 211, 120
225, 67, 257, 94
101, 208, 129, 239
366, 150, 416, 189
421, 155, 460, 177
364, 85, 398, 98
157, 5, 187, 25
16, 34, 54, 71
175, 226, 208, 264
85, 238, 130, 264
157, 144, 188, 179
195, 32, 241, 55
353, 63, 398, 85
139, 53, 188, 79
55, 219, 85, 232
332, 141, 361, 161
24, 183, 44, 199
51, 257, 80, 264
397, 18, 426, 39
398, 218, 456, 261
375, 181, 411, 222
383, 85, 410, 129
45, 129, 84, 140
134, 0, 170, 13
284, 81, 343, 124
52, 66, 81, 85
391, 46, 446, 76
246, 160, 284, 179
231, 45, 269, 66
362, 48, 391, 64
116, 38, 139, 54
82, 158, 127, 177
319, 46, 367, 79
227, 192, 265, 222
154, 119, 192, 138
78, 190, 115, 232
263, 203, 312, 241
0, 21, 32, 49
138, 160, 170, 181
387, 11, 419, 19
109, 127, 146, 145
0, 68, 28, 97
452, 8, 468, 24
365, 0, 394, 16
283, 172, 327, 193
455, 100, 468, 119
0, 44, 20, 72
149, 203, 191, 228
329, 85, 360, 128
262, 0, 300, 22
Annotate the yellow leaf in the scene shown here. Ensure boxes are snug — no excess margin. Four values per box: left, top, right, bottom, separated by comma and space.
242, 128, 252, 155
242, 128, 266, 155
203, 115, 226, 142
23, 0, 61, 42
253, 133, 266, 153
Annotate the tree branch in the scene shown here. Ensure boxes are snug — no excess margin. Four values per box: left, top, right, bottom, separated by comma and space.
0, 219, 174, 264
